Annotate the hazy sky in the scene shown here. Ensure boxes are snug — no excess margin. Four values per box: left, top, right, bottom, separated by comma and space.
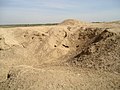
0, 0, 120, 24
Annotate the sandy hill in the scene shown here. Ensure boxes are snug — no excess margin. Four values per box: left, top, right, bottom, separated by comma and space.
0, 19, 120, 90
60, 19, 89, 26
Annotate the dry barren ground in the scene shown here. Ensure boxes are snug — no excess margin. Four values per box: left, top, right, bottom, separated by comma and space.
0, 19, 120, 90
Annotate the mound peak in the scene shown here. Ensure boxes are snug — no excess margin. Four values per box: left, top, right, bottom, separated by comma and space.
60, 19, 88, 25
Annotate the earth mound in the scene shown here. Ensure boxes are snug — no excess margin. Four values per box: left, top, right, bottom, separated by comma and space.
67, 29, 120, 73
0, 19, 120, 90
60, 19, 88, 26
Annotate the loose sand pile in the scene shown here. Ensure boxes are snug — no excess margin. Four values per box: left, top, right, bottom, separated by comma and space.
0, 19, 120, 90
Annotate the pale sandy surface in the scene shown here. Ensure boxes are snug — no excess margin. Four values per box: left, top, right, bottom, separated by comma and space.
0, 19, 120, 90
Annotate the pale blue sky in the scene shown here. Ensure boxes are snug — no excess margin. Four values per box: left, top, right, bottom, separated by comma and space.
0, 0, 120, 24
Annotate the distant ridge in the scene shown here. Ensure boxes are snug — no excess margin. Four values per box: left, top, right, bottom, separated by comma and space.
60, 19, 88, 25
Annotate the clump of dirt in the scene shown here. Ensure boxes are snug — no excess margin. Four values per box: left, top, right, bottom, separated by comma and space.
68, 29, 120, 73
0, 36, 10, 50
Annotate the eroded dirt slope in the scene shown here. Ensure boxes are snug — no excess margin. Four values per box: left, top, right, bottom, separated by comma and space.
0, 19, 120, 90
